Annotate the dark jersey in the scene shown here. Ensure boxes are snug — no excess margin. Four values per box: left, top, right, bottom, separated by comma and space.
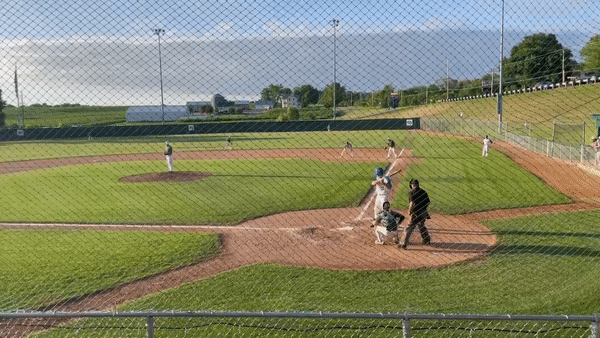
388, 139, 395, 148
165, 145, 173, 156
409, 188, 430, 215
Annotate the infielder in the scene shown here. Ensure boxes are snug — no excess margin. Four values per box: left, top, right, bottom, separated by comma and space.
386, 137, 398, 159
225, 136, 233, 150
482, 135, 493, 157
164, 141, 174, 172
372, 201, 405, 245
592, 137, 600, 169
371, 167, 392, 221
340, 141, 354, 158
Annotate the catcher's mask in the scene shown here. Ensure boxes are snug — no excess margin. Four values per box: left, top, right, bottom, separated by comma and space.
409, 179, 419, 187
374, 167, 384, 177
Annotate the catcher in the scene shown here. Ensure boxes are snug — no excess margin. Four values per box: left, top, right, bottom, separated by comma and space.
372, 201, 405, 245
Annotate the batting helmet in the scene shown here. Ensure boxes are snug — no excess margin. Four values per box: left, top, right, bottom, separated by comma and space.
409, 179, 419, 187
374, 167, 384, 177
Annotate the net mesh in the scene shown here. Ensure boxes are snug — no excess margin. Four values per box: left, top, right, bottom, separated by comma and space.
1, 0, 600, 337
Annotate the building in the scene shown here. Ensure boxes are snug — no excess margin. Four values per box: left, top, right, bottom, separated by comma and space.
254, 100, 274, 111
186, 101, 212, 113
234, 100, 250, 109
126, 105, 189, 122
281, 95, 300, 108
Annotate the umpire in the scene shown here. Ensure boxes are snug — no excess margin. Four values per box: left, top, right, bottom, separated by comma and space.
399, 179, 431, 249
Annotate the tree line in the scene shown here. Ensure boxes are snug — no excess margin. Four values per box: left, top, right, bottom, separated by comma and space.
262, 33, 600, 110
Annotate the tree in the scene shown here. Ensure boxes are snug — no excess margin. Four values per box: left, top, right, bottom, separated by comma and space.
319, 82, 346, 108
287, 107, 299, 120
580, 35, 600, 73
261, 84, 292, 107
293, 84, 320, 107
503, 33, 576, 86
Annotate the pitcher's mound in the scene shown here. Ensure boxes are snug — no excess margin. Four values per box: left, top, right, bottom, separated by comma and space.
119, 171, 213, 183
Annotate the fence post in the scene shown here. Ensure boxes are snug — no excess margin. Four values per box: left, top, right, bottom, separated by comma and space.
592, 313, 599, 338
146, 316, 154, 338
403, 313, 412, 338
581, 144, 585, 163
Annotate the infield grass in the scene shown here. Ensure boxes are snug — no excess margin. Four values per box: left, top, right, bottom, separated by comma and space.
393, 135, 571, 213
0, 158, 382, 224
0, 229, 219, 311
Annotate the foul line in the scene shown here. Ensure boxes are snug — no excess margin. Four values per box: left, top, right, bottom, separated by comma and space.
355, 148, 404, 222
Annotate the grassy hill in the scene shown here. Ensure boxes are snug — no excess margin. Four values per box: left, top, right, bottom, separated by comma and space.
342, 83, 600, 142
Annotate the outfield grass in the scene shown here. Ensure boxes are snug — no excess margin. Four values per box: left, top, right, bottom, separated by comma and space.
0, 130, 400, 162
0, 229, 219, 311
2, 105, 127, 128
0, 132, 569, 224
33, 209, 600, 337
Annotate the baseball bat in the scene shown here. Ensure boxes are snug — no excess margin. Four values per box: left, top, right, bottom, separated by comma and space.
388, 169, 402, 177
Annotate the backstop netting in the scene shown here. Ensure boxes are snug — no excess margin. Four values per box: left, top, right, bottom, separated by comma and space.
1, 1, 600, 337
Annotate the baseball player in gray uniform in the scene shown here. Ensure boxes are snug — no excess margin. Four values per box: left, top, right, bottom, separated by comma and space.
164, 141, 174, 172
373, 201, 405, 245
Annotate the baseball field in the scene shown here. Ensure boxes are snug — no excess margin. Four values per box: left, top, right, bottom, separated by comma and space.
1, 129, 600, 337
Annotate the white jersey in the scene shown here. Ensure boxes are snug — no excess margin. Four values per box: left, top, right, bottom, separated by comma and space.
483, 138, 492, 148
375, 176, 391, 197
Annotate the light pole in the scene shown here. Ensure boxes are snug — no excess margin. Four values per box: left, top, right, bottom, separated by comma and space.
331, 19, 339, 120
153, 28, 165, 123
497, 0, 504, 132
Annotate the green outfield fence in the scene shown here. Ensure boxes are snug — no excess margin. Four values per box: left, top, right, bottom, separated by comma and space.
2, 0, 600, 337
0, 118, 419, 141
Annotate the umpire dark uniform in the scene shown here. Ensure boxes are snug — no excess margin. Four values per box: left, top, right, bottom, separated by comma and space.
399, 179, 431, 249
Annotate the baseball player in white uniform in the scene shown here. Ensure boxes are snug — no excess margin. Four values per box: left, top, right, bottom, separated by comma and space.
482, 135, 492, 157
592, 137, 600, 169
164, 141, 174, 172
371, 167, 392, 221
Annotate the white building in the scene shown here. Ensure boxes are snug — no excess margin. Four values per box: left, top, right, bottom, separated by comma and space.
126, 105, 189, 122
281, 95, 300, 108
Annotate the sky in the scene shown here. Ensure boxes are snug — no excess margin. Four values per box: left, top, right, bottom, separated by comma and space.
1, 0, 599, 106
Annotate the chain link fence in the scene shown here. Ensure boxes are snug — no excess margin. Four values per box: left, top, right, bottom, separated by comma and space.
2, 311, 599, 338
2, 0, 600, 337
